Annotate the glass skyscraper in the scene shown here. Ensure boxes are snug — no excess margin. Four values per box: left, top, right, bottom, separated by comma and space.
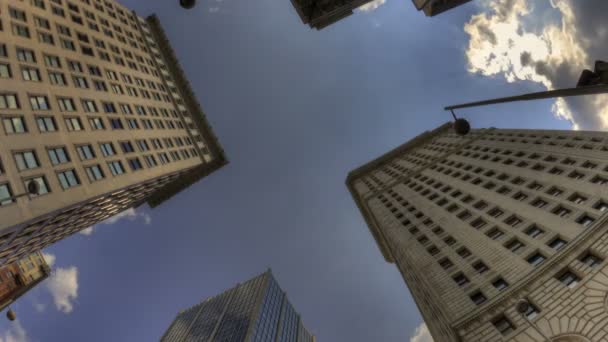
161, 271, 315, 342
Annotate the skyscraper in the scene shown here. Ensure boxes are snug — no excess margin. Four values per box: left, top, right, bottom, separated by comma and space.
0, 1, 226, 265
347, 122, 608, 341
290, 0, 379, 30
0, 251, 50, 313
411, 0, 472, 17
161, 270, 315, 342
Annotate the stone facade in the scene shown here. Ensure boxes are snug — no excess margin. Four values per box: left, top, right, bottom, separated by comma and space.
161, 270, 315, 342
0, 0, 226, 265
347, 122, 608, 341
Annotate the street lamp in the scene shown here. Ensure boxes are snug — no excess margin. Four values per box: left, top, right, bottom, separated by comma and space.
180, 0, 196, 9
10, 181, 40, 201
445, 61, 608, 135
515, 299, 550, 342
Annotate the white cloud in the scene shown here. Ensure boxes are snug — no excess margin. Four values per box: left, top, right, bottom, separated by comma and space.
41, 253, 55, 268
0, 320, 28, 342
46, 267, 79, 314
464, 0, 608, 130
410, 322, 433, 342
358, 0, 386, 12
101, 208, 151, 226
79, 227, 94, 236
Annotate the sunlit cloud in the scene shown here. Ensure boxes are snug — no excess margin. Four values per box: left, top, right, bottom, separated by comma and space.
464, 0, 608, 130
359, 0, 386, 12
47, 266, 79, 314
79, 227, 94, 236
410, 322, 433, 342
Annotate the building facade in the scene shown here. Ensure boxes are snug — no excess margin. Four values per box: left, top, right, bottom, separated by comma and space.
161, 270, 315, 342
290, 0, 379, 30
411, 0, 472, 17
0, 0, 226, 266
0, 251, 50, 313
347, 122, 608, 341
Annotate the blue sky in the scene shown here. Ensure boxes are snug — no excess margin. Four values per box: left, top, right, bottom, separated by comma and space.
1, 0, 604, 341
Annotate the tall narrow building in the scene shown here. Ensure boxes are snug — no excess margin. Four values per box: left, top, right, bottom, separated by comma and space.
347, 122, 608, 341
0, 1, 226, 265
161, 270, 315, 342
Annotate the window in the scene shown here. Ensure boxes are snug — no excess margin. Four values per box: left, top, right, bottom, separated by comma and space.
453, 273, 469, 287
457, 210, 472, 220
577, 214, 595, 227
48, 71, 67, 85
36, 116, 57, 132
120, 141, 135, 153
547, 187, 564, 196
528, 182, 543, 190
492, 278, 509, 291
444, 236, 456, 246
144, 155, 157, 167
523, 302, 540, 320
580, 252, 602, 268
76, 145, 95, 160
504, 215, 522, 227
557, 270, 580, 288
525, 225, 544, 238
16, 48, 36, 63
0, 94, 19, 109
44, 55, 62, 68
470, 291, 487, 305
457, 247, 472, 258
2, 117, 27, 134
568, 193, 587, 204
108, 160, 125, 176
492, 316, 515, 335
9, 7, 27, 21
505, 239, 525, 253
14, 151, 40, 170
57, 169, 80, 189
527, 252, 546, 266
548, 237, 567, 251
487, 207, 503, 218
64, 117, 83, 131
552, 206, 571, 218
21, 67, 41, 82
128, 158, 143, 171
438, 258, 453, 270
89, 117, 105, 130
473, 261, 489, 274
109, 118, 124, 130
0, 63, 12, 78
486, 228, 504, 240
24, 176, 50, 197
81, 99, 98, 112
12, 23, 31, 38
85, 165, 105, 182
568, 171, 585, 180
99, 143, 116, 157
470, 218, 486, 229
531, 198, 548, 209
594, 200, 608, 212
47, 147, 70, 165
0, 183, 14, 206
591, 175, 608, 185
58, 97, 76, 111
29, 95, 49, 110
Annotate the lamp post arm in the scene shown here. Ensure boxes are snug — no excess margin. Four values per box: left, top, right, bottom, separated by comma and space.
444, 84, 608, 111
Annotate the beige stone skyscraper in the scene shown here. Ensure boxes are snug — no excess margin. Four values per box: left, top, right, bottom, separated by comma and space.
0, 0, 226, 266
347, 122, 608, 341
